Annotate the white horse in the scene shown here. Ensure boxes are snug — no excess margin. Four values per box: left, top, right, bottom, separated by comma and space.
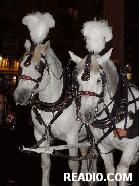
69, 49, 139, 186
14, 39, 98, 186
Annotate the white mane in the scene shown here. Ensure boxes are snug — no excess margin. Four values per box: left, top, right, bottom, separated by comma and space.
46, 47, 62, 79
101, 59, 119, 96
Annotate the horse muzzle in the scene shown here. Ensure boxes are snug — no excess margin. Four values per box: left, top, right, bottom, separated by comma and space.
79, 111, 93, 124
14, 88, 31, 105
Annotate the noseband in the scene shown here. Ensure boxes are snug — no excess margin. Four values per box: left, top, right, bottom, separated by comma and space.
80, 91, 102, 97
19, 75, 33, 81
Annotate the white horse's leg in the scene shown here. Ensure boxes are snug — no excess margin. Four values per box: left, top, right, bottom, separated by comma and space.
99, 145, 117, 186
41, 152, 50, 186
80, 147, 98, 186
88, 148, 98, 186
34, 129, 51, 186
80, 147, 89, 175
67, 134, 80, 186
116, 142, 137, 186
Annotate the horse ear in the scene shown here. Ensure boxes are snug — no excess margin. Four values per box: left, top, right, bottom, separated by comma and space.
24, 39, 31, 50
97, 48, 113, 65
68, 51, 82, 64
41, 40, 50, 55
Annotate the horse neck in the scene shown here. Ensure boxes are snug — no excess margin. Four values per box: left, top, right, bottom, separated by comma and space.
38, 48, 63, 103
39, 74, 63, 103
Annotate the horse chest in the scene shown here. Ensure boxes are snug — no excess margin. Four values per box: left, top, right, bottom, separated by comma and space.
31, 109, 74, 141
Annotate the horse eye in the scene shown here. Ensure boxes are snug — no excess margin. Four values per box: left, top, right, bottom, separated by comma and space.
23, 55, 32, 67
24, 60, 31, 67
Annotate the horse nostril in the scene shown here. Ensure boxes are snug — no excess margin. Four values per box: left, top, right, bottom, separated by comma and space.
15, 91, 29, 105
20, 93, 25, 102
79, 113, 86, 123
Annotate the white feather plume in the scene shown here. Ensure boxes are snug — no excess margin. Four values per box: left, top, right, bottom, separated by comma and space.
22, 12, 55, 44
81, 19, 113, 53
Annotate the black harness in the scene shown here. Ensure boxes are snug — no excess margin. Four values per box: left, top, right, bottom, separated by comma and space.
19, 45, 138, 157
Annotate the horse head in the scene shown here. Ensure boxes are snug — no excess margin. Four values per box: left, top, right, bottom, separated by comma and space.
69, 49, 119, 124
14, 39, 51, 105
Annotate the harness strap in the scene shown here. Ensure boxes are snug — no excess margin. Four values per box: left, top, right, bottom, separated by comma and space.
80, 91, 101, 97
31, 106, 95, 160
31, 136, 46, 149
85, 124, 94, 146
104, 105, 121, 139
33, 106, 47, 128
52, 150, 96, 161
128, 98, 139, 105
95, 128, 114, 154
128, 85, 138, 113
47, 109, 64, 139
49, 110, 63, 125
33, 106, 62, 140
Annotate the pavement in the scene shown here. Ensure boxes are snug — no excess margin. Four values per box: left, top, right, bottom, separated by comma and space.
0, 126, 138, 186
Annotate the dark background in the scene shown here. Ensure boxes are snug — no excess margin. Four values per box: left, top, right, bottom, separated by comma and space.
0, 0, 138, 64
0, 0, 139, 82
0, 0, 138, 186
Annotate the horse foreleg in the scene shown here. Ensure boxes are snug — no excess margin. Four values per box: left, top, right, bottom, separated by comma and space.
80, 147, 98, 186
99, 145, 117, 186
67, 136, 80, 186
80, 147, 89, 175
41, 152, 50, 186
116, 143, 138, 186
34, 129, 51, 186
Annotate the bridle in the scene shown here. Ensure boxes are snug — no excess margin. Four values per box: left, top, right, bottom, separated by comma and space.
75, 55, 139, 132
79, 54, 107, 103
18, 43, 49, 103
19, 53, 47, 82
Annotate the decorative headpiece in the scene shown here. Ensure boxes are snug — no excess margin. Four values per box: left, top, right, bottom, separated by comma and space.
81, 19, 113, 54
22, 12, 55, 44
81, 54, 92, 81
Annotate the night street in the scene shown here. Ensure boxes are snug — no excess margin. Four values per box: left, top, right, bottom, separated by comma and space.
0, 125, 138, 186
0, 0, 138, 186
